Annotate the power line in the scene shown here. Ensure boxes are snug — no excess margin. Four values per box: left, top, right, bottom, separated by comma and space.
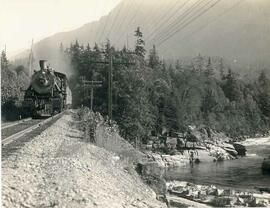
157, 0, 222, 46
98, 1, 115, 43
164, 0, 244, 51
99, 13, 112, 43
114, 0, 135, 45
129, 0, 143, 25
115, 0, 144, 48
152, 0, 208, 43
140, 2, 167, 34
145, 0, 190, 42
115, 0, 150, 47
154, 0, 210, 44
93, 1, 103, 43
105, 0, 126, 43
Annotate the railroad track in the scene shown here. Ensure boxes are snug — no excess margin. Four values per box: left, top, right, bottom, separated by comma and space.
2, 112, 64, 146
1, 118, 32, 130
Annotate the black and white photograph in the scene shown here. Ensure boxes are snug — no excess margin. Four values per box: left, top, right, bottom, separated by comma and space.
1, 0, 270, 207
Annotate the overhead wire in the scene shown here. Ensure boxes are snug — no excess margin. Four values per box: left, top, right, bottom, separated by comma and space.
114, 0, 135, 45
145, 0, 190, 42
140, 2, 168, 34
157, 0, 222, 46
92, 2, 104, 42
162, 0, 244, 53
115, 0, 144, 47
154, 0, 210, 44
102, 0, 126, 44
98, 6, 112, 43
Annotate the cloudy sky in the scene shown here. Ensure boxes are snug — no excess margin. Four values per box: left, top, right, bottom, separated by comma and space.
0, 0, 121, 56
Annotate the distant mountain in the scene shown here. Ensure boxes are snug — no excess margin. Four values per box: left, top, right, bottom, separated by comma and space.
14, 0, 270, 75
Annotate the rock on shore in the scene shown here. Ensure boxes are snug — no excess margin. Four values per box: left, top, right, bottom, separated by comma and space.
2, 111, 166, 208
143, 126, 247, 167
166, 181, 270, 207
262, 156, 270, 172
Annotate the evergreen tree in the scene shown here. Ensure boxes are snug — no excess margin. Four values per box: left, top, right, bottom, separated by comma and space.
148, 45, 160, 69
134, 27, 146, 58
218, 58, 225, 79
257, 71, 270, 117
59, 42, 64, 52
194, 54, 204, 73
1, 50, 8, 70
175, 60, 183, 72
222, 69, 242, 102
205, 57, 214, 77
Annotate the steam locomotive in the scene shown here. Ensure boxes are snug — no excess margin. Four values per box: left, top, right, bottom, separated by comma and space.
23, 60, 72, 117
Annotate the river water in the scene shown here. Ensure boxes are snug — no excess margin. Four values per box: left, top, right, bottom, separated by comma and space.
165, 137, 270, 191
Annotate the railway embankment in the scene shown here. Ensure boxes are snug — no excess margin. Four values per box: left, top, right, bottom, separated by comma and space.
2, 110, 166, 208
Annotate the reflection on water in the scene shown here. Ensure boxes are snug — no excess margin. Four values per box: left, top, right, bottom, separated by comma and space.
165, 144, 270, 190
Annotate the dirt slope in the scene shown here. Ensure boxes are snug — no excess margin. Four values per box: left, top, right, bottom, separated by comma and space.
2, 111, 166, 208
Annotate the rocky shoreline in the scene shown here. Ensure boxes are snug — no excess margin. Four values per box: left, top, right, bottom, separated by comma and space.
166, 181, 270, 207
80, 108, 270, 207
136, 131, 270, 207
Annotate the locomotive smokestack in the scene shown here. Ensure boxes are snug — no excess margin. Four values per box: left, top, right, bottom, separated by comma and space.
39, 60, 47, 70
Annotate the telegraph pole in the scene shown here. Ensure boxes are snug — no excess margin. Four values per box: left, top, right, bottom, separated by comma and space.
80, 76, 102, 111
28, 39, 34, 76
87, 48, 135, 120
108, 50, 113, 120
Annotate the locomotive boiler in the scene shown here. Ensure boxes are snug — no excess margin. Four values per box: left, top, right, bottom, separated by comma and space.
23, 60, 72, 117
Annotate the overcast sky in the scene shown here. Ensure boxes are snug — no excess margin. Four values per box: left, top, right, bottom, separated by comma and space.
0, 0, 121, 56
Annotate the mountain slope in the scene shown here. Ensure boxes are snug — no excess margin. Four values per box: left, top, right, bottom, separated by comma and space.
15, 0, 270, 72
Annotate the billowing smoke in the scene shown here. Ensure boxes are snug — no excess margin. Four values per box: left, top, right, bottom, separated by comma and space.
31, 46, 73, 77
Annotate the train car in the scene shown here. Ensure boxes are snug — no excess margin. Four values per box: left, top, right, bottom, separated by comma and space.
23, 60, 72, 117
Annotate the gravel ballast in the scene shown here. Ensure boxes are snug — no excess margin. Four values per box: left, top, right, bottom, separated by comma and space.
2, 111, 166, 208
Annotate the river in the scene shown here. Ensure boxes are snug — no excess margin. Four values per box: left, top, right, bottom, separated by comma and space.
165, 137, 270, 191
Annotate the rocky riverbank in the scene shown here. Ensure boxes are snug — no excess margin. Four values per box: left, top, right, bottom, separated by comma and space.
140, 125, 247, 169
166, 181, 270, 207
76, 108, 270, 207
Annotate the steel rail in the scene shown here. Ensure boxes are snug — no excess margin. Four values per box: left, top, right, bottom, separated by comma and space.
1, 118, 32, 130
2, 113, 64, 146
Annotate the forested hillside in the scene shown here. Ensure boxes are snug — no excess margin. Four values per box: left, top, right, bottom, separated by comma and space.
1, 51, 30, 120
64, 28, 270, 141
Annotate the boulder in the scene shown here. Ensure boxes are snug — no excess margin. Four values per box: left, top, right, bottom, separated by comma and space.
256, 187, 270, 193
209, 145, 233, 161
166, 137, 177, 146
233, 143, 247, 156
262, 157, 270, 172
222, 143, 238, 157
234, 197, 245, 206
214, 189, 224, 196
161, 155, 189, 168
256, 199, 270, 207
211, 196, 233, 207
139, 154, 165, 177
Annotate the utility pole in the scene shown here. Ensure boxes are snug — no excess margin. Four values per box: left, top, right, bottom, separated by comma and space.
28, 39, 34, 76
126, 34, 129, 50
89, 48, 135, 120
108, 50, 113, 120
80, 76, 102, 111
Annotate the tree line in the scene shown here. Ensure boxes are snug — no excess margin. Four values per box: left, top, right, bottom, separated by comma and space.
1, 27, 269, 141
1, 50, 30, 120
64, 27, 270, 142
